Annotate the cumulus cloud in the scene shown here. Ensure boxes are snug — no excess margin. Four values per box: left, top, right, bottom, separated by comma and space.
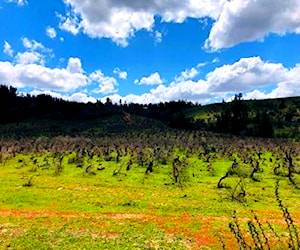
89, 70, 118, 94
4, 54, 298, 104
205, 0, 300, 50
244, 64, 300, 100
6, 0, 27, 6
69, 92, 97, 103
134, 72, 164, 85
67, 57, 84, 73
0, 57, 88, 91
26, 89, 97, 103
22, 37, 45, 51
103, 57, 300, 104
46, 26, 57, 39
15, 51, 44, 65
57, 12, 81, 35
58, 0, 300, 49
174, 67, 199, 83
113, 67, 127, 79
102, 79, 212, 104
244, 82, 300, 100
15, 37, 53, 66
99, 93, 157, 105
59, 0, 225, 46
205, 57, 288, 93
3, 41, 13, 57
2, 52, 299, 105
0, 38, 119, 97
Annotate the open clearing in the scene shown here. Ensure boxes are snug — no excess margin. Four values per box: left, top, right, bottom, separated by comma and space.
0, 133, 299, 249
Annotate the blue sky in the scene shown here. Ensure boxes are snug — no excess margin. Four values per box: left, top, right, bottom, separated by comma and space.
1, 0, 300, 104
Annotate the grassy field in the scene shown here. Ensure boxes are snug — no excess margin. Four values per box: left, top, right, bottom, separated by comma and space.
0, 132, 299, 249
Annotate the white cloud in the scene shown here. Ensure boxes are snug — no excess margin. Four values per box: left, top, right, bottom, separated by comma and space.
100, 93, 158, 105
153, 80, 211, 102
134, 72, 164, 85
22, 37, 45, 51
244, 90, 271, 100
16, 37, 53, 66
103, 79, 212, 104
57, 12, 81, 36
1, 39, 120, 97
15, 51, 44, 65
0, 58, 88, 91
67, 57, 83, 73
69, 92, 97, 103
174, 67, 199, 83
27, 89, 64, 99
113, 67, 127, 79
3, 41, 13, 57
80, 9, 153, 47
244, 79, 300, 100
253, 65, 300, 99
59, 0, 225, 46
103, 57, 300, 104
89, 70, 118, 94
58, 0, 300, 49
205, 57, 288, 93
6, 0, 27, 6
196, 62, 207, 68
154, 31, 162, 44
205, 0, 300, 50
26, 90, 97, 103
212, 57, 220, 64
46, 26, 57, 39
2, 52, 299, 105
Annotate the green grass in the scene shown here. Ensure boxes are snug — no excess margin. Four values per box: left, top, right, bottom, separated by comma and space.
0, 137, 299, 249
0, 216, 187, 249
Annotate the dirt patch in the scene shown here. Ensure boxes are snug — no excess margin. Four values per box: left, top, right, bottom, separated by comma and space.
0, 209, 299, 248
0, 209, 298, 224
0, 209, 153, 220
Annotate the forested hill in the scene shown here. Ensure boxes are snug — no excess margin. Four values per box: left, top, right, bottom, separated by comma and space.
0, 85, 299, 140
190, 94, 300, 139
0, 85, 196, 125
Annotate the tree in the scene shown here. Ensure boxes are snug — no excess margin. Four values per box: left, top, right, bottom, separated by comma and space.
0, 85, 17, 123
231, 93, 248, 133
105, 97, 112, 106
216, 93, 249, 135
0, 85, 17, 106
255, 111, 274, 138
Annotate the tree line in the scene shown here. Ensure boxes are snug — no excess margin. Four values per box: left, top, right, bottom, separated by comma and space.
0, 85, 299, 139
0, 85, 196, 126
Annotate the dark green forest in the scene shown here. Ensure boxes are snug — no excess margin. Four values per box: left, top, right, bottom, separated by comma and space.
0, 85, 299, 140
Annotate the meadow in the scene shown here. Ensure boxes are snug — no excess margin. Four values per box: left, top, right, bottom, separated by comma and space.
0, 126, 299, 249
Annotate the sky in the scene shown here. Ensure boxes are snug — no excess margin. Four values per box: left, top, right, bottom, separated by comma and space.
1, 0, 300, 104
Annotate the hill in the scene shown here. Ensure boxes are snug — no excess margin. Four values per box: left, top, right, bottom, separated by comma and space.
187, 95, 300, 140
0, 85, 299, 140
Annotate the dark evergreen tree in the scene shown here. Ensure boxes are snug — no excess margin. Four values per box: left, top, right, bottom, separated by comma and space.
216, 93, 249, 135
255, 111, 274, 138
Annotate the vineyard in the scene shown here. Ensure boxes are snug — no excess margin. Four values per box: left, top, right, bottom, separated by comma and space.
0, 120, 299, 249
